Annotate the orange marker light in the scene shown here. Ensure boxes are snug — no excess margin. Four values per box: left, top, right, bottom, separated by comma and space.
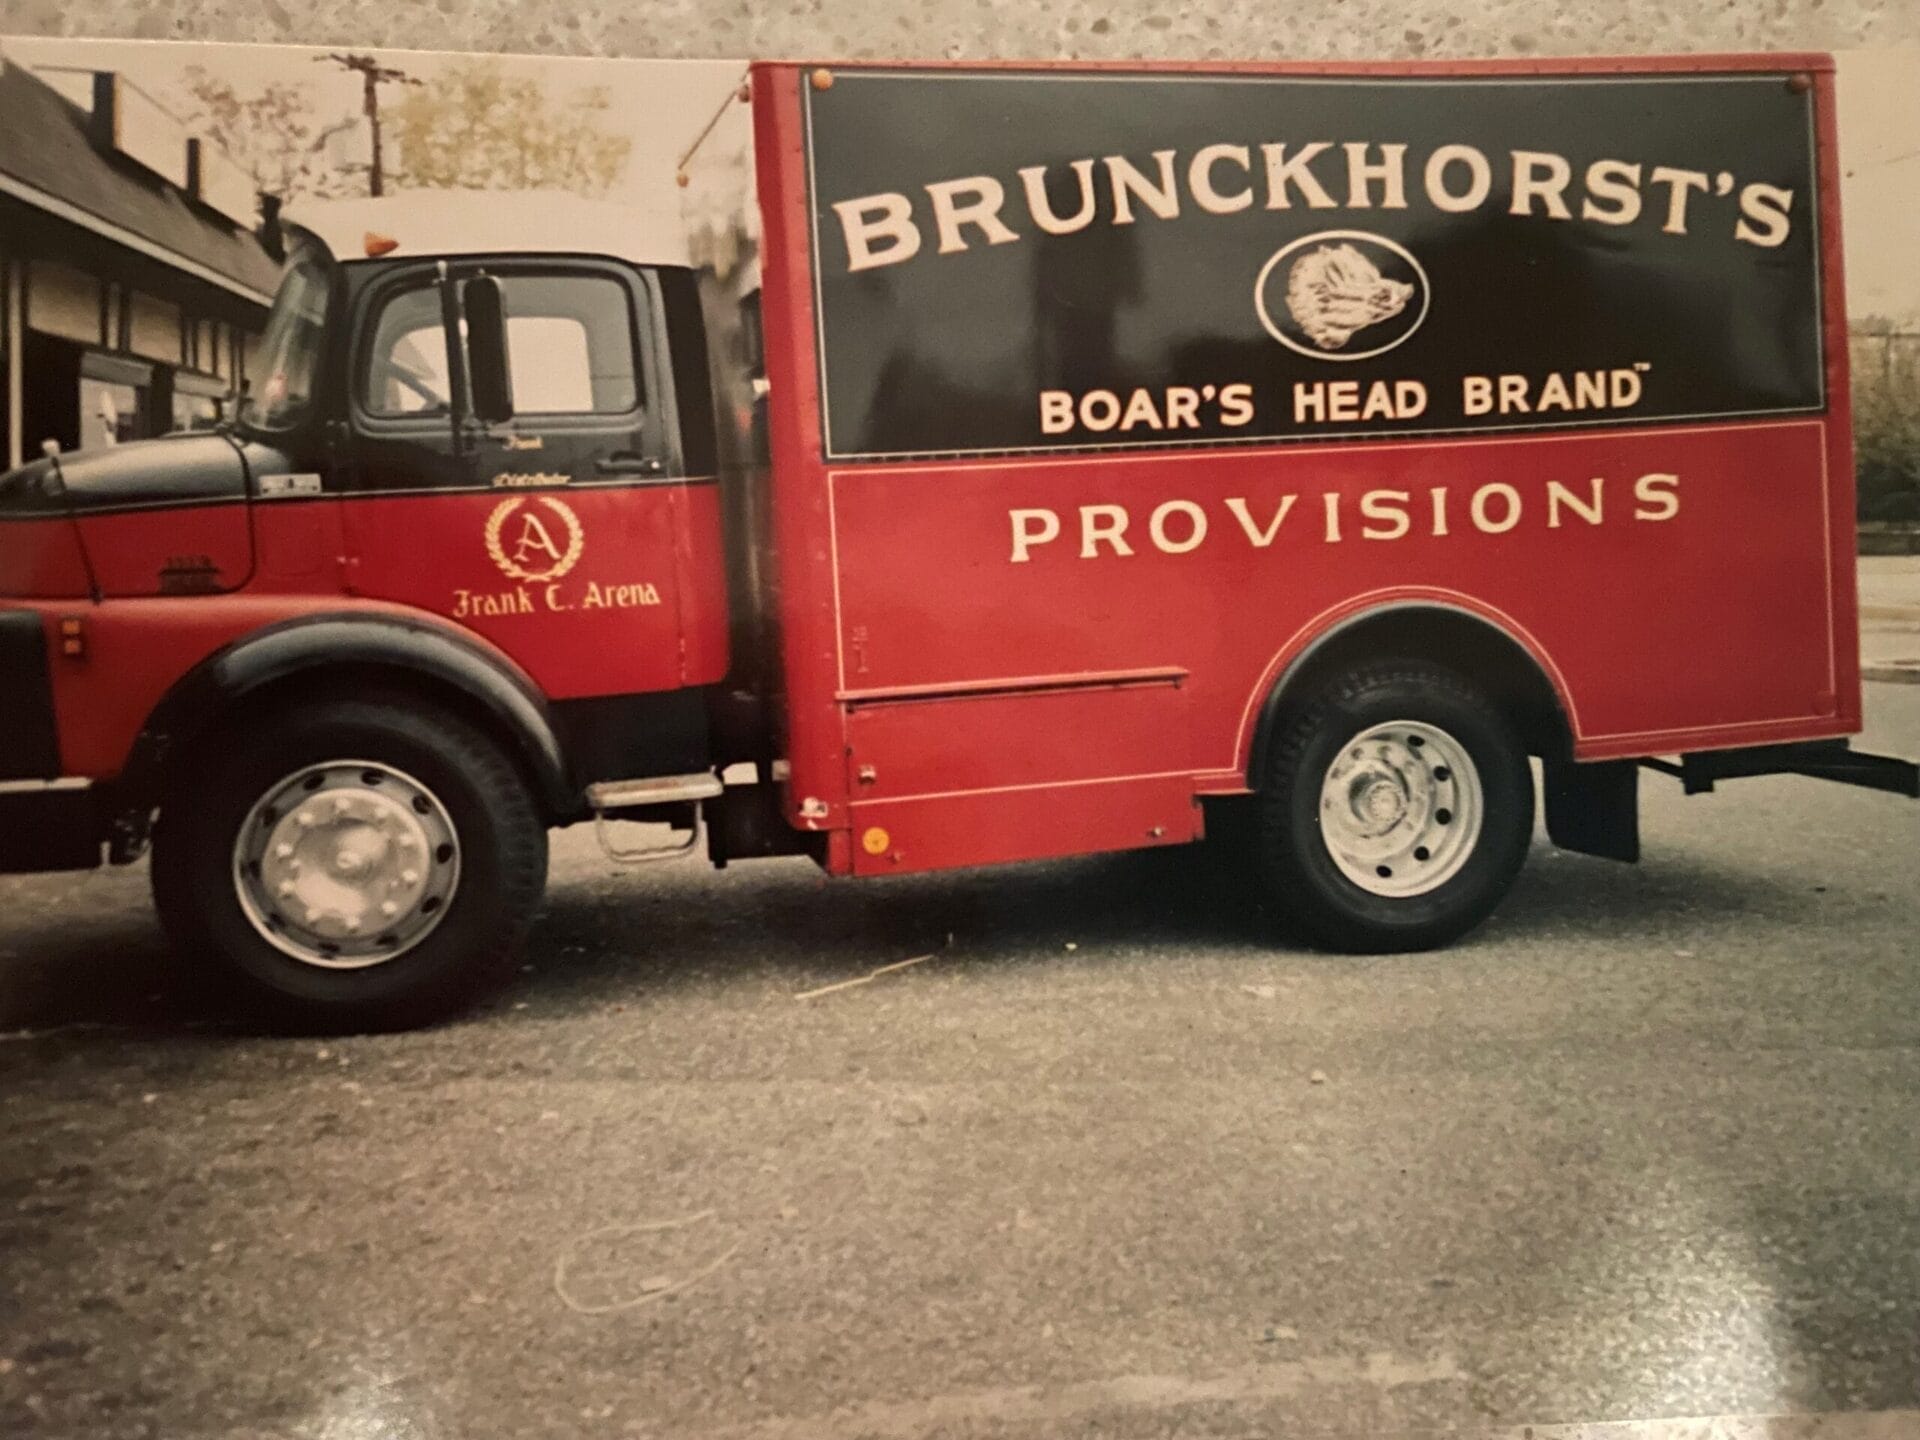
364, 232, 400, 258
58, 616, 85, 658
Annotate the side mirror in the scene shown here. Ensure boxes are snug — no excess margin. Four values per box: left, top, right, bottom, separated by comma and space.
464, 275, 513, 426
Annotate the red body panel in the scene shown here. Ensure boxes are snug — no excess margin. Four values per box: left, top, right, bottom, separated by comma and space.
41, 592, 512, 778
0, 517, 93, 598
749, 56, 1861, 877
27, 480, 728, 780
829, 420, 1851, 770
79, 505, 252, 599
338, 485, 724, 700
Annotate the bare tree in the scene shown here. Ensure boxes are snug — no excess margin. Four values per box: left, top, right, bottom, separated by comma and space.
175, 66, 358, 202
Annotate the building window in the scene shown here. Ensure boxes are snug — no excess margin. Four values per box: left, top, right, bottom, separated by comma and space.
173, 368, 227, 432
77, 352, 152, 451
28, 261, 103, 345
127, 291, 181, 365
172, 388, 222, 432
79, 374, 143, 449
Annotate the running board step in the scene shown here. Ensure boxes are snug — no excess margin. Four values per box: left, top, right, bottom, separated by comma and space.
587, 773, 725, 866
587, 773, 724, 810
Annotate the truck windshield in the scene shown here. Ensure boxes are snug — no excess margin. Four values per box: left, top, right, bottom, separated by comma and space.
238, 242, 331, 433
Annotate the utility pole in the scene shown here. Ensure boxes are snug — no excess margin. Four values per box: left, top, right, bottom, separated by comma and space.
317, 53, 420, 197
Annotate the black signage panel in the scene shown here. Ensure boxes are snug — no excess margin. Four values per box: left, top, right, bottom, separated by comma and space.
803, 69, 1824, 460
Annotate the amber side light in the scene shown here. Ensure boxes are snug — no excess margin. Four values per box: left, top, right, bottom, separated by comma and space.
58, 616, 85, 659
364, 232, 401, 257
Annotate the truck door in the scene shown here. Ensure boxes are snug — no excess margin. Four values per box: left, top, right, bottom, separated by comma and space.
339, 259, 689, 701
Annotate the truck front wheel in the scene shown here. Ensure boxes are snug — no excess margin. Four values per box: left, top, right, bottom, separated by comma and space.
152, 696, 549, 1031
1257, 660, 1533, 952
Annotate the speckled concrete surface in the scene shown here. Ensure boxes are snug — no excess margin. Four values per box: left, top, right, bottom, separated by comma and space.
1, 0, 1917, 63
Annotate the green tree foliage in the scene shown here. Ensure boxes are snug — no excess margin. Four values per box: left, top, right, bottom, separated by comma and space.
386, 61, 632, 197
1851, 318, 1920, 522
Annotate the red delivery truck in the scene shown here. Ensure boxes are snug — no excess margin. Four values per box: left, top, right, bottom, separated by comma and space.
1, 55, 1913, 1029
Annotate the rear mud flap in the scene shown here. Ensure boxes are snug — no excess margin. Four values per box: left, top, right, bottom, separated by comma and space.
1543, 757, 1641, 863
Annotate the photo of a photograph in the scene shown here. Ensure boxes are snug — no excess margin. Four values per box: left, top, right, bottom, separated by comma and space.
0, 27, 1915, 1440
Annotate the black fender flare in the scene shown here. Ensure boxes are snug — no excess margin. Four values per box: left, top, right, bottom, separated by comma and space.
120, 613, 575, 817
1246, 599, 1576, 784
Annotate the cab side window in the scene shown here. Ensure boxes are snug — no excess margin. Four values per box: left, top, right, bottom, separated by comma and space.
496, 274, 639, 416
363, 284, 453, 416
359, 271, 640, 419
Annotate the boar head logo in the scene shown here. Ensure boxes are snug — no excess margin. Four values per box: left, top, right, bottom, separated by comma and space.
1255, 230, 1430, 362
1286, 243, 1415, 350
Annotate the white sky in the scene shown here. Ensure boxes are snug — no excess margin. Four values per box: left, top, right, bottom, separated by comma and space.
1833, 50, 1920, 326
3, 38, 1916, 324
0, 36, 744, 205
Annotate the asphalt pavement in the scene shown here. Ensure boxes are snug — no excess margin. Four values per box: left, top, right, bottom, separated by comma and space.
1, 688, 1917, 1440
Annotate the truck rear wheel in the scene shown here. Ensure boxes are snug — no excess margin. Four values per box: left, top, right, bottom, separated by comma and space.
1257, 660, 1533, 952
152, 696, 548, 1031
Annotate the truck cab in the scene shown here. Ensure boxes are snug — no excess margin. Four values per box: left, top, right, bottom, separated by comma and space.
0, 191, 755, 1028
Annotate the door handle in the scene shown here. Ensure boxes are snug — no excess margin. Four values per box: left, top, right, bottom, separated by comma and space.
596, 453, 665, 477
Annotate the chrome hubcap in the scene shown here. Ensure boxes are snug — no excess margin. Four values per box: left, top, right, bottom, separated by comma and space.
1318, 720, 1483, 897
232, 761, 460, 969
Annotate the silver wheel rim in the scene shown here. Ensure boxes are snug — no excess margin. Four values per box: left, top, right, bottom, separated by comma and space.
231, 760, 461, 969
1317, 720, 1483, 898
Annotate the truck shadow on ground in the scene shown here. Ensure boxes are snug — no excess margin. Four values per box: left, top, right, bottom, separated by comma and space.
518, 835, 1832, 1010
0, 836, 1832, 1037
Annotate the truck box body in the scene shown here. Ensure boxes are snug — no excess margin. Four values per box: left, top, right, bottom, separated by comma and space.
745, 57, 1857, 875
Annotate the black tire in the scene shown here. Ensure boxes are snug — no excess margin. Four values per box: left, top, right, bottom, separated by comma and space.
1257, 660, 1533, 953
151, 695, 548, 1032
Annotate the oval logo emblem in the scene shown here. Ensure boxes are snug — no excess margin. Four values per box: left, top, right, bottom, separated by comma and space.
1255, 229, 1430, 362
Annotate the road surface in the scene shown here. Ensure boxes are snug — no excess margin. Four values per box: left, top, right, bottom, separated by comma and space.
1, 687, 1917, 1440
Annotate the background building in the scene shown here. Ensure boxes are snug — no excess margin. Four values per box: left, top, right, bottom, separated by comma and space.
0, 48, 277, 469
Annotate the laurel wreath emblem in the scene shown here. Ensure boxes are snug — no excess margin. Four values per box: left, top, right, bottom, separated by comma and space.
485, 496, 585, 583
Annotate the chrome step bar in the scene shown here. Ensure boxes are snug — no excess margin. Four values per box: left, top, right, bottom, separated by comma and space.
586, 772, 724, 865
586, 774, 725, 810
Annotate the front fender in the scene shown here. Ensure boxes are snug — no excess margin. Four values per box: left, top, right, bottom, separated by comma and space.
121, 612, 575, 817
